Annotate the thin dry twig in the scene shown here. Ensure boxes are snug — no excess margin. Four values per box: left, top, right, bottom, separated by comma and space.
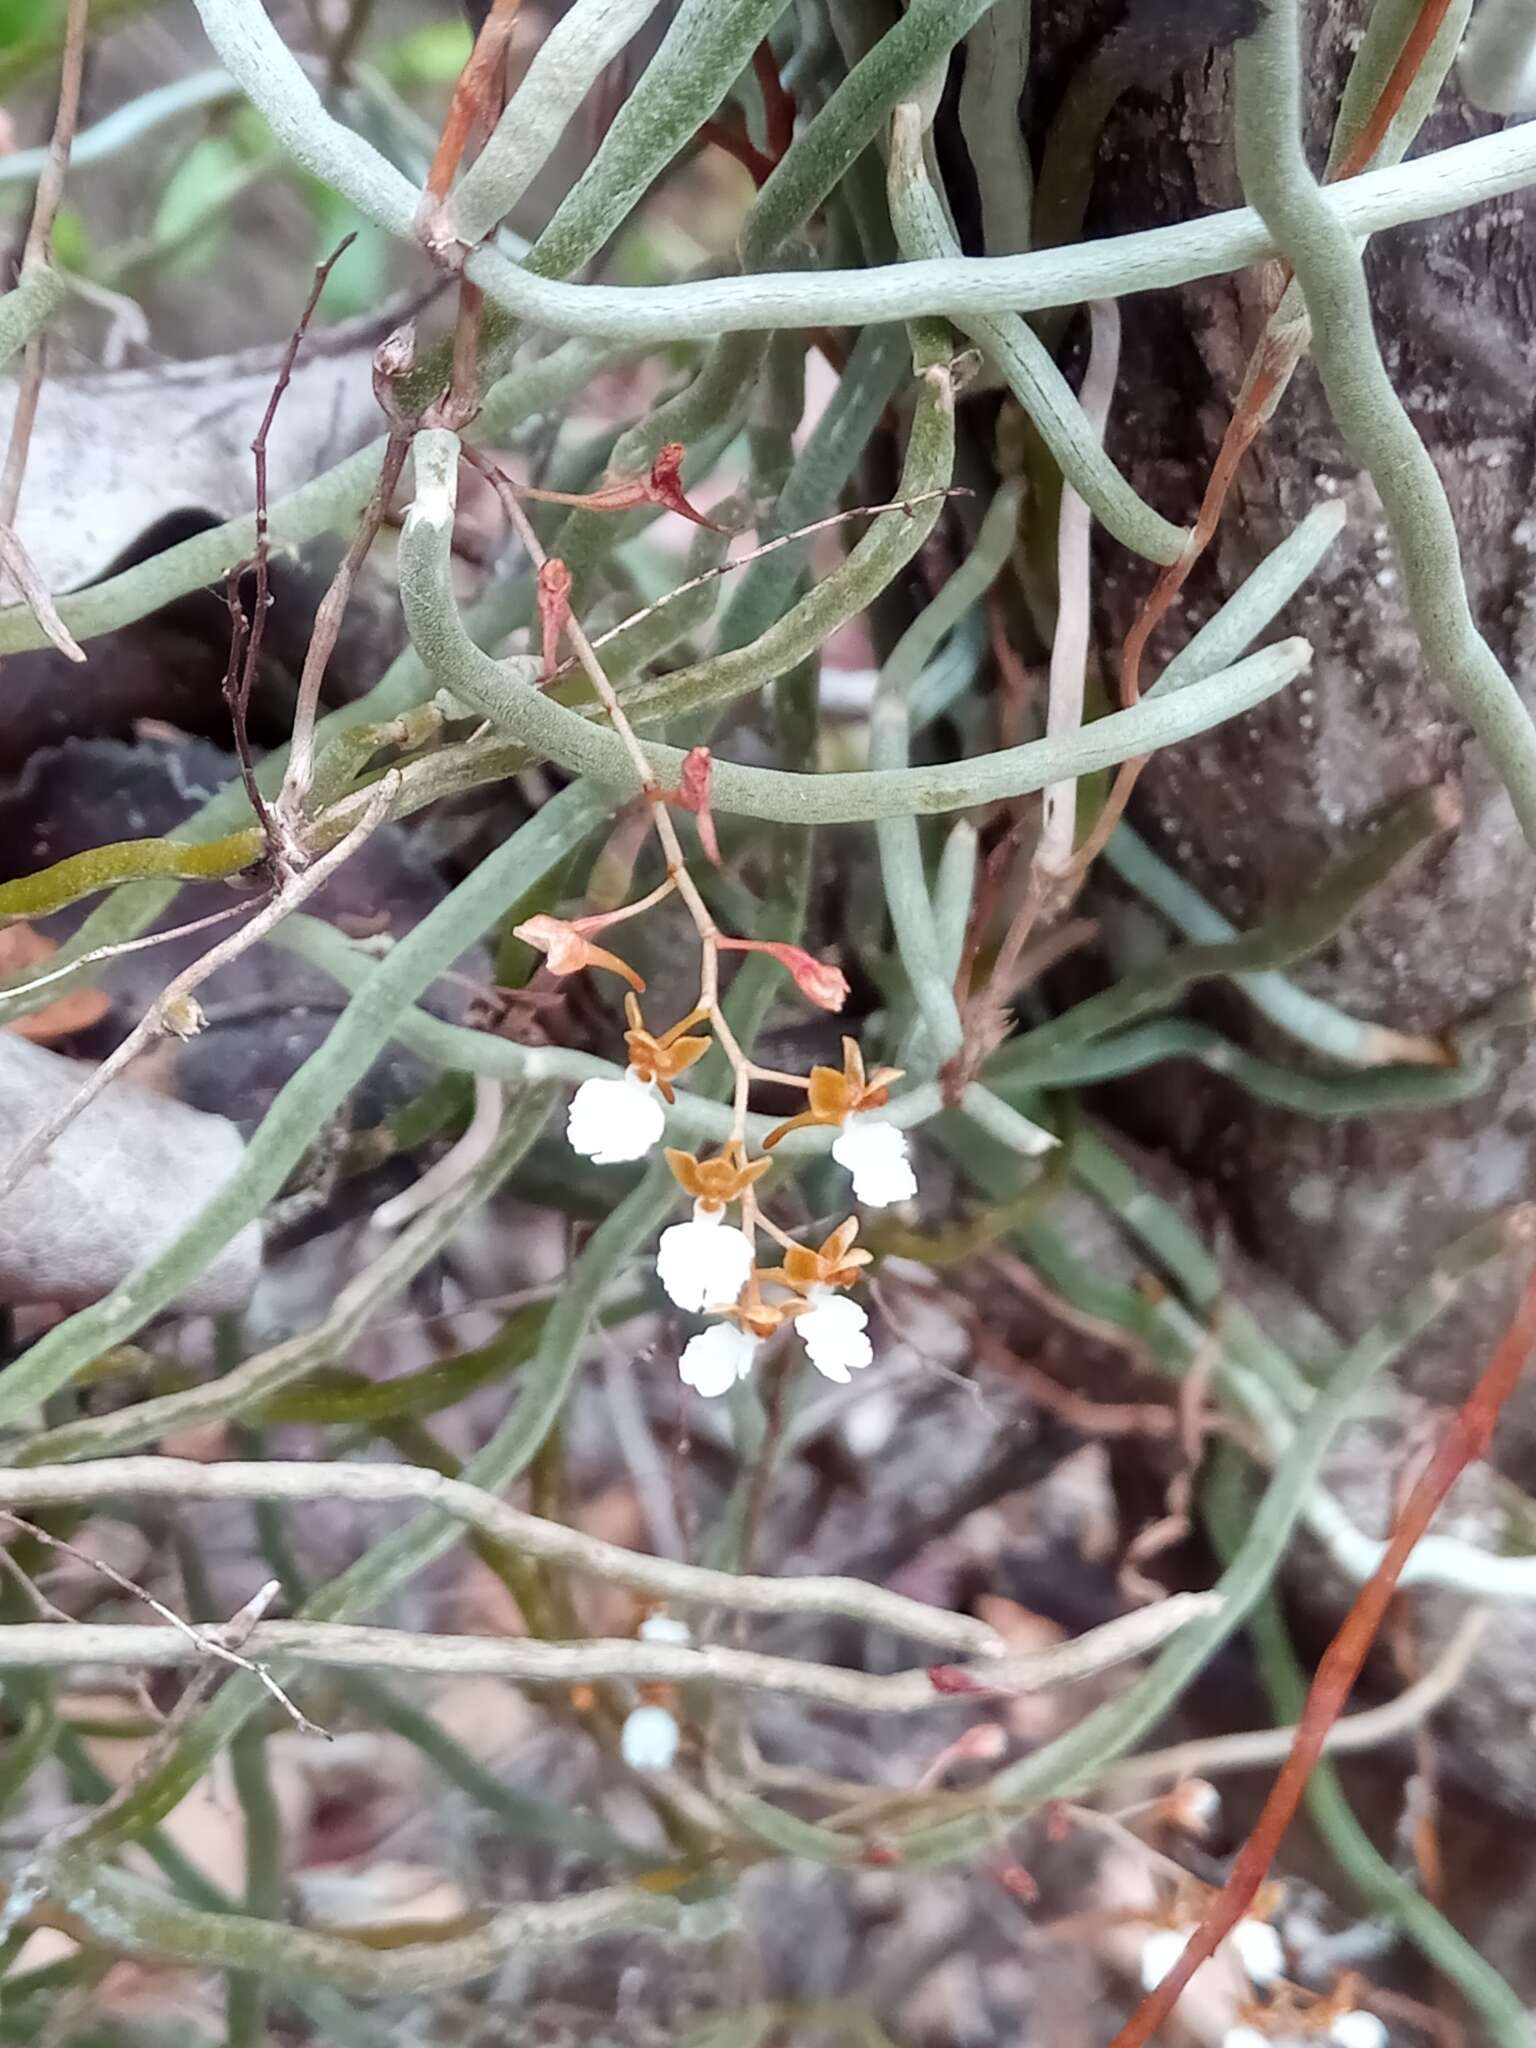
0, 0, 90, 658
548, 486, 960, 681
0, 901, 256, 1007
227, 232, 358, 853
0, 776, 397, 1203
0, 1575, 312, 1950
0, 1512, 321, 1734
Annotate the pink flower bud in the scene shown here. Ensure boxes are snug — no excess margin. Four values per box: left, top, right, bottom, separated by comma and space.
716, 935, 850, 1012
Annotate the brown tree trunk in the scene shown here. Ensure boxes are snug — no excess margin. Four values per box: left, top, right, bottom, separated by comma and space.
937, 2, 1536, 1905
1009, 1, 1536, 1454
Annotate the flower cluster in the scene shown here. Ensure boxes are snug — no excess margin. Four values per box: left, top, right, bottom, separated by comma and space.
665, 1201, 876, 1396
530, 880, 920, 1395
505, 547, 927, 1403
1137, 1912, 1388, 2048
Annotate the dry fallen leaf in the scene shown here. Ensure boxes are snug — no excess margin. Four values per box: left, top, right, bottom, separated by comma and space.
0, 923, 111, 1043
0, 320, 391, 593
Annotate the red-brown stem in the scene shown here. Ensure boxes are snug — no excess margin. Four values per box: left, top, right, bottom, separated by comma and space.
220, 565, 267, 841
1078, 363, 1279, 883
423, 0, 525, 204
752, 37, 795, 161
445, 278, 485, 428
1110, 1258, 1536, 2048
1330, 0, 1456, 183
699, 116, 776, 188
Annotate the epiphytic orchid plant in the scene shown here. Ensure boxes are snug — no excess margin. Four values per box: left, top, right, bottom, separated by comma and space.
510, 511, 914, 1398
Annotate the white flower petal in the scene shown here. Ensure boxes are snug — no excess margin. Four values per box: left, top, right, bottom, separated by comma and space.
831, 1116, 917, 1207
1231, 1917, 1285, 1987
1221, 2030, 1271, 2048
619, 1704, 679, 1772
655, 1217, 754, 1313
1330, 2014, 1388, 2048
566, 1072, 665, 1164
678, 1321, 759, 1398
797, 1293, 873, 1383
1168, 1778, 1221, 1832
637, 1613, 692, 1647
1138, 1927, 1189, 1992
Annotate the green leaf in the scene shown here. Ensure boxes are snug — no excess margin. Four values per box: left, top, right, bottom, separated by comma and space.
299, 180, 391, 319
152, 133, 246, 263
50, 206, 90, 274
384, 19, 472, 86
0, 0, 56, 52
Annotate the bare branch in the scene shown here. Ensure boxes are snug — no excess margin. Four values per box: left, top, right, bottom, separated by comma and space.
0, 1454, 1020, 1656
0, 1596, 1221, 1711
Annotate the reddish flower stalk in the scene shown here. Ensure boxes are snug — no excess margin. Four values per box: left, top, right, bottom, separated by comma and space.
1110, 1256, 1536, 2048
481, 443, 727, 532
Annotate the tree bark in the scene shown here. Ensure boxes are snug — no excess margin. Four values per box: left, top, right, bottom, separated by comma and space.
999, 1, 1536, 1461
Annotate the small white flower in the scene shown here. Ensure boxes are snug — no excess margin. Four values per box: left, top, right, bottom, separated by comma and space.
797, 1290, 873, 1383
831, 1116, 916, 1207
678, 1320, 759, 1397
638, 1613, 692, 1647
1330, 2014, 1388, 2048
1231, 1916, 1285, 1988
566, 1070, 665, 1164
655, 1204, 754, 1313
619, 1703, 679, 1772
1139, 1927, 1190, 1991
1165, 1777, 1221, 1834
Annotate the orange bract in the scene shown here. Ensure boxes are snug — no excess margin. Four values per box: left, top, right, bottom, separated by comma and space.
764, 1038, 903, 1147
622, 994, 711, 1102
761, 1216, 871, 1294
664, 1137, 772, 1211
